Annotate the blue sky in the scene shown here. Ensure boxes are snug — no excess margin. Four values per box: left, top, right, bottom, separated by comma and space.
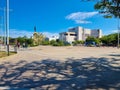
0, 0, 118, 38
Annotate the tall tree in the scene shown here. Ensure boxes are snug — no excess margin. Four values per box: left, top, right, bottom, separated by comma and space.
94, 0, 120, 18
93, 0, 120, 47
33, 32, 45, 45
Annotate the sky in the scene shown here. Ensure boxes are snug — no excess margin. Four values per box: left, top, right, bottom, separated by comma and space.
0, 0, 119, 38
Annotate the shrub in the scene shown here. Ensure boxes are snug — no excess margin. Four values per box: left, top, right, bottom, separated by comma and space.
42, 41, 50, 45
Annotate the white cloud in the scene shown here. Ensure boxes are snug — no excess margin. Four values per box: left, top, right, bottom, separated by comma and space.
103, 30, 118, 35
66, 12, 98, 24
42, 32, 59, 38
9, 29, 33, 38
9, 29, 59, 38
112, 30, 118, 33
75, 20, 91, 24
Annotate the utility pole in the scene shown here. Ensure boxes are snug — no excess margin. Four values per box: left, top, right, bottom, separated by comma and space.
0, 16, 4, 51
4, 7, 6, 47
118, 16, 120, 48
0, 8, 7, 47
1, 16, 4, 46
117, 6, 120, 49
6, 0, 9, 55
0, 16, 2, 51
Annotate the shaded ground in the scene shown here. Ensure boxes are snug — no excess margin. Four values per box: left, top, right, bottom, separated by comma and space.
0, 57, 120, 90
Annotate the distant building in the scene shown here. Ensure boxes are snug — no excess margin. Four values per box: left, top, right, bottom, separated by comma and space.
45, 36, 59, 41
59, 32, 77, 44
59, 26, 102, 43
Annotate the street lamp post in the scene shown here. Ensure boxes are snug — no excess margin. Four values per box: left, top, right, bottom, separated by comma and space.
0, 16, 4, 51
6, 0, 9, 55
117, 5, 120, 49
118, 17, 120, 48
4, 8, 6, 47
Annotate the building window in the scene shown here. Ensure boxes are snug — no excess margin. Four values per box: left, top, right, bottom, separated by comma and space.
70, 34, 77, 36
64, 33, 68, 35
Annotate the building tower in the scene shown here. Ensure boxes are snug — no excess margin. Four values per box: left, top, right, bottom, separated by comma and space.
34, 26, 36, 32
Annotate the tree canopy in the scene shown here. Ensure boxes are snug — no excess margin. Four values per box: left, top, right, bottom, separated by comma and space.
94, 0, 120, 18
100, 33, 118, 46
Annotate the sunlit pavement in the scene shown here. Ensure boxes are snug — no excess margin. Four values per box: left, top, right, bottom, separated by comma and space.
0, 46, 120, 90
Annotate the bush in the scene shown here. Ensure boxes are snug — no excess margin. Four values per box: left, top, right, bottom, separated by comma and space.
53, 41, 64, 46
50, 40, 56, 45
41, 40, 71, 46
29, 44, 39, 47
72, 40, 84, 46
52, 41, 70, 46
64, 42, 71, 46
42, 41, 50, 45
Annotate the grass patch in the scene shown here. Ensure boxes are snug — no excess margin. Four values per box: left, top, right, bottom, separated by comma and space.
0, 51, 17, 58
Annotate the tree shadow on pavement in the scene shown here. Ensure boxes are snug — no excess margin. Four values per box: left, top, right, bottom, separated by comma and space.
0, 57, 120, 90
109, 54, 120, 57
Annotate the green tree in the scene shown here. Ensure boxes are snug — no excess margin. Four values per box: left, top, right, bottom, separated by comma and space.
50, 40, 56, 45
16, 36, 34, 46
94, 0, 120, 18
33, 32, 45, 45
42, 40, 50, 45
26, 38, 33, 46
17, 37, 26, 44
72, 40, 84, 46
86, 36, 95, 42
100, 35, 108, 45
101, 33, 118, 46
86, 36, 101, 45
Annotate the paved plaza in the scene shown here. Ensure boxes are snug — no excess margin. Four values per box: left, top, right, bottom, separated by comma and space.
0, 46, 120, 90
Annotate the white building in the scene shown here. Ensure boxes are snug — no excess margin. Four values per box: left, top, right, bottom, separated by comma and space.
59, 26, 102, 43
59, 32, 77, 43
46, 36, 59, 41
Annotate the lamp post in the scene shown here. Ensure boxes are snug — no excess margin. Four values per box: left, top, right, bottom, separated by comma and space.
4, 8, 6, 47
6, 0, 9, 55
0, 16, 4, 50
118, 17, 120, 48
0, 16, 2, 51
117, 5, 120, 48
